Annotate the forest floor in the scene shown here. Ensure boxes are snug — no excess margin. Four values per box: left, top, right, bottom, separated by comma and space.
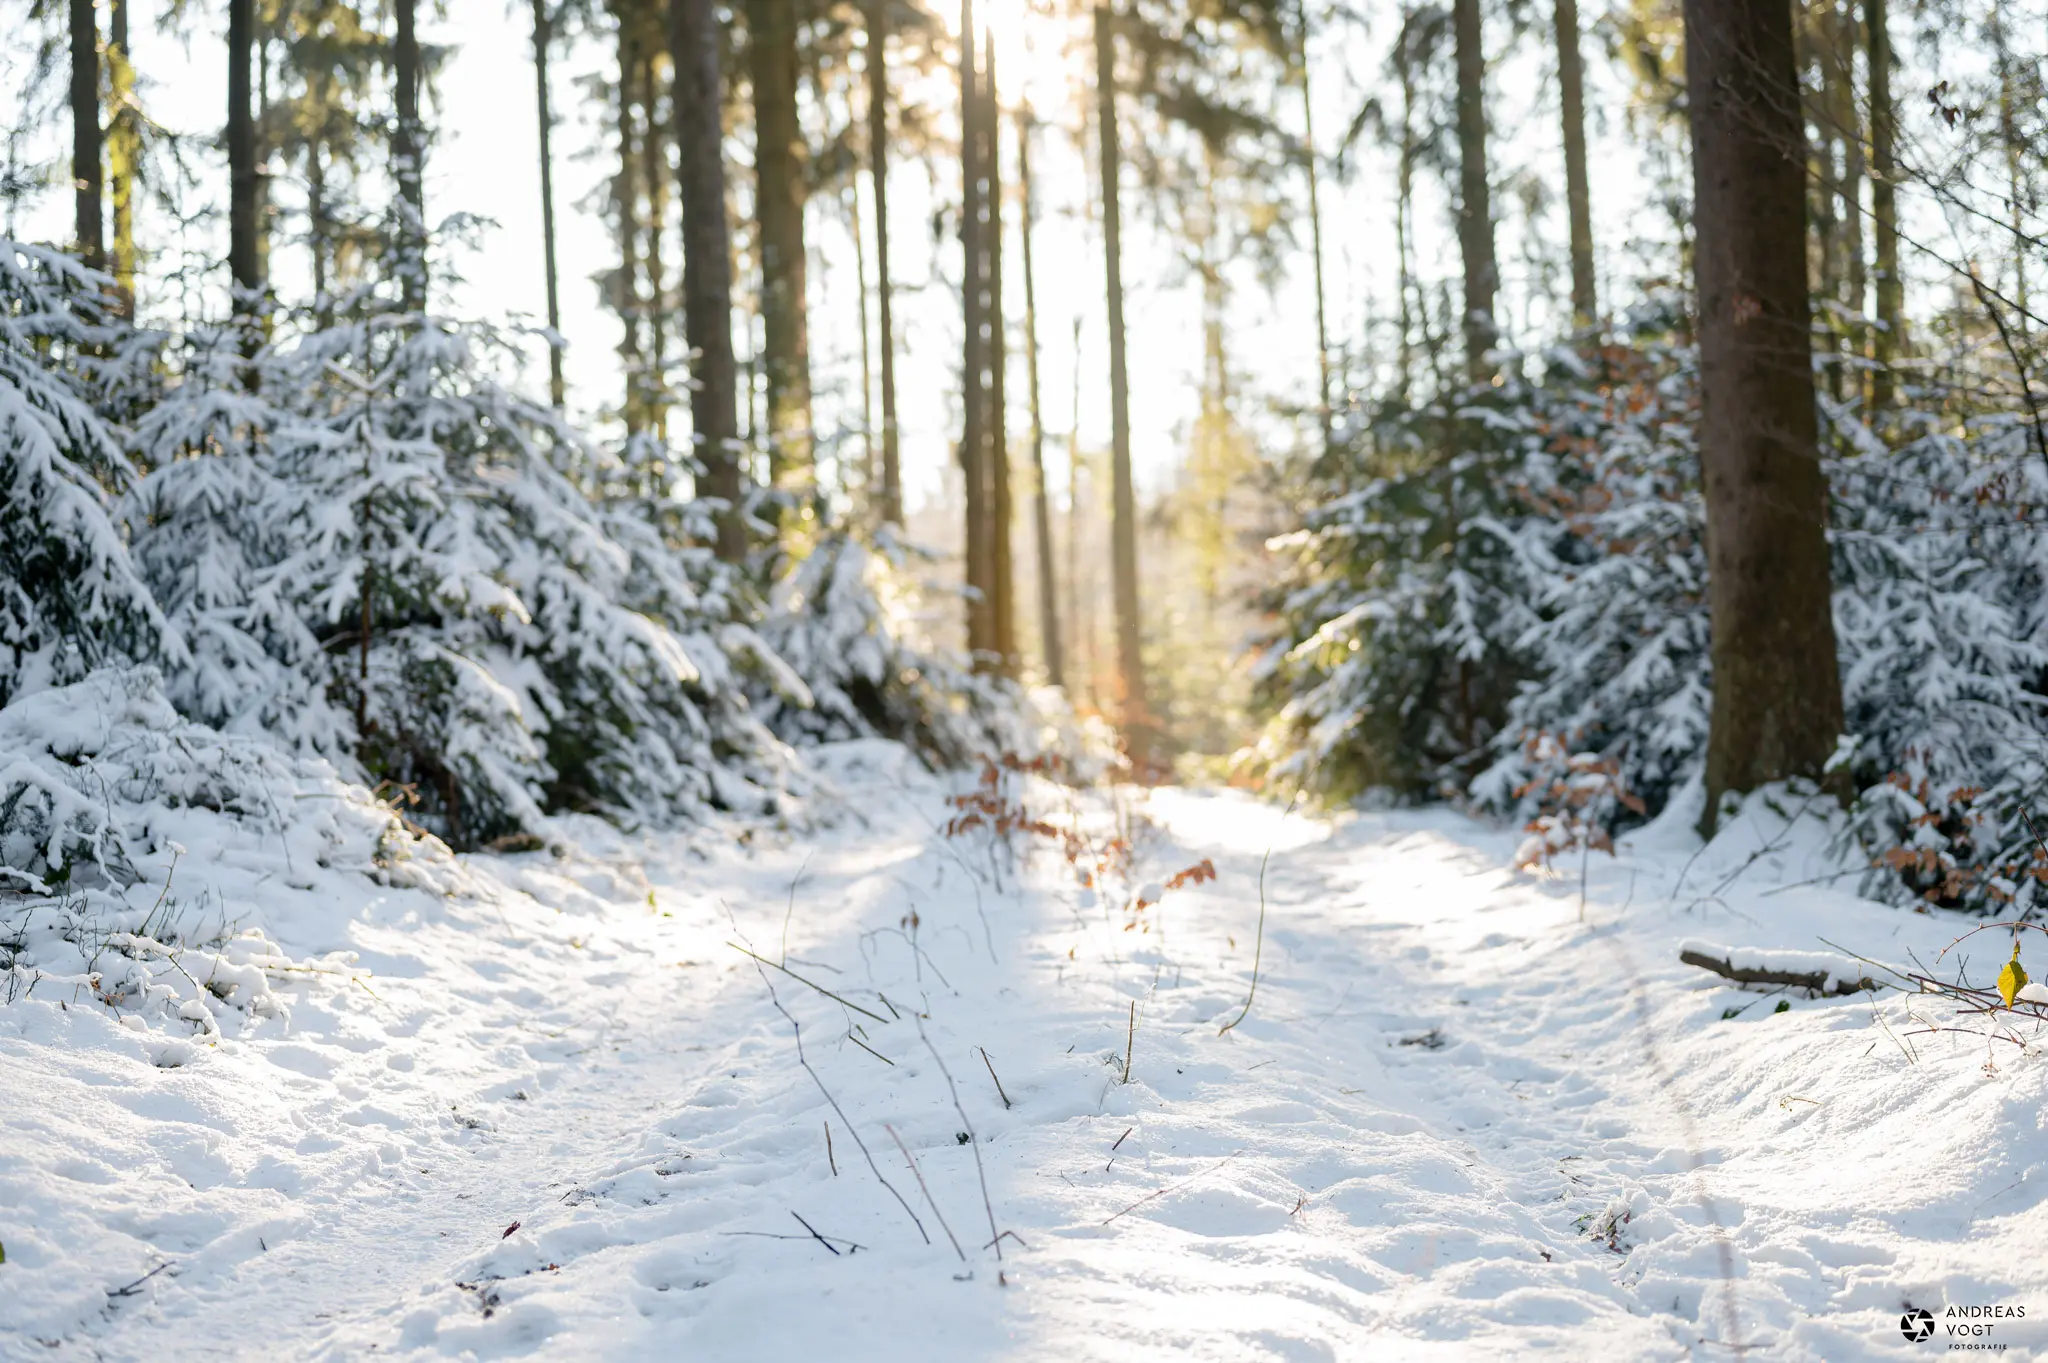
4, 741, 2047, 1361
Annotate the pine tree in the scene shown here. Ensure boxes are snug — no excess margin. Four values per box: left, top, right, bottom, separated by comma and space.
865, 0, 901, 527
1452, 0, 1498, 379
532, 0, 566, 407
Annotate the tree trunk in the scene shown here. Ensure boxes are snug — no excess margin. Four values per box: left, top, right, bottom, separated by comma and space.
749, 0, 812, 506
866, 0, 901, 527
640, 50, 668, 439
1684, 0, 1845, 831
1095, 3, 1150, 757
959, 7, 993, 660
1017, 108, 1064, 689
850, 181, 875, 498
533, 0, 566, 407
984, 46, 1015, 674
107, 0, 136, 315
1295, 0, 1334, 472
69, 0, 102, 271
393, 0, 425, 310
1554, 0, 1596, 324
671, 0, 745, 561
227, 0, 259, 306
616, 28, 645, 435
1865, 0, 1900, 406
1451, 0, 1498, 381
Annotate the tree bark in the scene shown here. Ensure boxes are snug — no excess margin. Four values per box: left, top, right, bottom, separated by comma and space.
69, 0, 103, 271
1451, 0, 1498, 381
866, 0, 901, 527
393, 0, 425, 310
107, 0, 136, 315
640, 50, 668, 439
1095, 3, 1150, 757
1865, 0, 1900, 405
615, 26, 645, 435
959, 7, 993, 660
1554, 0, 1596, 325
1295, 0, 1334, 472
227, 0, 259, 306
533, 0, 566, 407
671, 0, 746, 561
1017, 108, 1064, 689
749, 0, 812, 504
984, 45, 1014, 674
1684, 0, 1845, 831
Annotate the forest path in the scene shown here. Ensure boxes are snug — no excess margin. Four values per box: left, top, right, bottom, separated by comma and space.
14, 748, 2035, 1361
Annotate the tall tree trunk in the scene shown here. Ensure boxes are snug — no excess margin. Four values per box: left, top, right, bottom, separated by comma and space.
1451, 0, 1498, 381
1837, 1, 1866, 404
1865, 0, 1900, 406
1295, 0, 1334, 472
227, 0, 259, 307
393, 0, 425, 310
1554, 0, 1596, 324
959, 6, 993, 660
850, 181, 875, 497
865, 0, 901, 527
749, 0, 812, 506
1396, 9, 1417, 404
1095, 3, 1150, 756
984, 45, 1014, 674
616, 28, 645, 435
69, 0, 102, 271
1684, 0, 1845, 831
1017, 107, 1063, 688
533, 0, 566, 407
671, 0, 745, 561
641, 50, 669, 439
107, 0, 136, 314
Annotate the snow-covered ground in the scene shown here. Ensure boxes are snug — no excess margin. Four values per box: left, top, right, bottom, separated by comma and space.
4, 744, 2046, 1360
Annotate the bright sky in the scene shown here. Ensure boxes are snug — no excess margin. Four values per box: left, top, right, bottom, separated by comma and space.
1, 0, 1688, 513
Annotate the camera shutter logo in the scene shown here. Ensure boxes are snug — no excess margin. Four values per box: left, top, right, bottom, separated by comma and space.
1900, 1308, 1935, 1342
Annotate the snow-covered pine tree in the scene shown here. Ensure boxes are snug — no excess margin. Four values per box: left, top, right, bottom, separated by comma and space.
0, 241, 175, 707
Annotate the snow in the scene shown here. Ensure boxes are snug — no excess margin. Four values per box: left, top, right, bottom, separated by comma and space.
5, 752, 2048, 1359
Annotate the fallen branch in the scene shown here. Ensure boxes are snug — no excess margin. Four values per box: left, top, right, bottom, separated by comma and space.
1678, 945, 1875, 997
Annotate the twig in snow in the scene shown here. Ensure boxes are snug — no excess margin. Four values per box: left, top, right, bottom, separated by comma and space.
825, 1122, 838, 1176
779, 851, 814, 967
916, 1016, 1009, 1280
1220, 792, 1299, 1035
1122, 1001, 1138, 1083
744, 959, 929, 1245
1101, 1152, 1243, 1226
884, 1123, 966, 1261
979, 1047, 1013, 1109
106, 1262, 172, 1297
727, 942, 890, 1025
721, 1229, 866, 1252
1111, 1126, 1132, 1152
791, 1211, 842, 1255
847, 1033, 894, 1066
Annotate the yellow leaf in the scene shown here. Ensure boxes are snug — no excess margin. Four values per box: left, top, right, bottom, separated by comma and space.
1999, 941, 2029, 1008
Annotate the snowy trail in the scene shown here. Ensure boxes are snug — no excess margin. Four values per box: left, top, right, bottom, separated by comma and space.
7, 747, 2048, 1360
